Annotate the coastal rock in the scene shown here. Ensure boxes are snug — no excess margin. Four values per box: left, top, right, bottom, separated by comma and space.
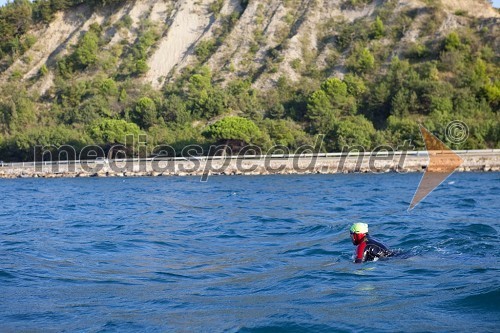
1, 153, 499, 178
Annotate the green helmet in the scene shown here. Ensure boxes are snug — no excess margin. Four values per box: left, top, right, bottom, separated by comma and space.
350, 222, 368, 234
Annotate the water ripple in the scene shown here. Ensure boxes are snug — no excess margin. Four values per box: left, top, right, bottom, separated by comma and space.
0, 173, 498, 332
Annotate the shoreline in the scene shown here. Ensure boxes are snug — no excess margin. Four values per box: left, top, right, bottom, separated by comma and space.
1, 150, 499, 179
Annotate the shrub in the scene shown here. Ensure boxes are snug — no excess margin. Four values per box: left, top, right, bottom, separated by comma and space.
135, 59, 149, 75
347, 47, 375, 74
407, 42, 428, 59
209, 0, 224, 16
122, 15, 133, 28
39, 63, 49, 76
195, 39, 216, 62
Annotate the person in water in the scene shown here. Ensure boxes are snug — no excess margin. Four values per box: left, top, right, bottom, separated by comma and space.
350, 223, 392, 263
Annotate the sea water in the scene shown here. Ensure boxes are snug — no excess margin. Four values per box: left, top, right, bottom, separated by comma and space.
0, 173, 498, 332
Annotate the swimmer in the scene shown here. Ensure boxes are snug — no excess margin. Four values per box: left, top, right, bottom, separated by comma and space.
350, 223, 392, 263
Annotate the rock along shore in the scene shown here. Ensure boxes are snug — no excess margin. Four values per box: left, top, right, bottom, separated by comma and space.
0, 151, 499, 179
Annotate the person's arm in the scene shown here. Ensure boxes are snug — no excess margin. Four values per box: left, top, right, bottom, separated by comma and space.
369, 238, 391, 257
354, 242, 366, 263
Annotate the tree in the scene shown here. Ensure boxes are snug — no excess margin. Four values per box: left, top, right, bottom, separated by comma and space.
88, 119, 140, 144
96, 77, 118, 96
461, 58, 489, 93
343, 74, 366, 98
203, 116, 262, 144
331, 115, 376, 151
420, 81, 454, 115
391, 89, 409, 117
161, 95, 191, 124
262, 119, 313, 149
444, 31, 461, 51
201, 88, 227, 118
188, 67, 227, 118
62, 95, 111, 124
267, 103, 285, 119
482, 81, 500, 110
50, 0, 71, 11
485, 120, 500, 148
324, 77, 357, 114
306, 77, 357, 134
306, 90, 336, 134
226, 79, 262, 116
366, 81, 390, 125
0, 83, 36, 132
135, 59, 149, 75
133, 97, 158, 129
119, 88, 128, 103
0, 0, 33, 56
370, 16, 385, 39
189, 67, 212, 91
321, 77, 348, 100
33, 0, 54, 23
385, 116, 422, 147
347, 47, 375, 74
195, 39, 216, 62
4, 125, 89, 161
73, 30, 99, 68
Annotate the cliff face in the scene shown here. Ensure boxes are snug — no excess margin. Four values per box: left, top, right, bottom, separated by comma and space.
1, 0, 498, 92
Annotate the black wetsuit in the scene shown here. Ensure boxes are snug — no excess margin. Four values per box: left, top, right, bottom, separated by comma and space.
355, 235, 392, 263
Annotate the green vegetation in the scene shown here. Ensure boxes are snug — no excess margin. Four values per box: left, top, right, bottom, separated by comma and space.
88, 119, 140, 144
370, 16, 385, 39
342, 0, 373, 9
119, 22, 160, 76
203, 116, 262, 144
347, 47, 375, 74
0, 0, 133, 69
195, 39, 217, 63
209, 0, 224, 16
0, 0, 498, 161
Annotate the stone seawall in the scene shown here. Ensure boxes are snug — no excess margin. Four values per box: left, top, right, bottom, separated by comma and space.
0, 151, 499, 179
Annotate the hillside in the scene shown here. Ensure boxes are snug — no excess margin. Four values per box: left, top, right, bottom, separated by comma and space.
0, 0, 498, 160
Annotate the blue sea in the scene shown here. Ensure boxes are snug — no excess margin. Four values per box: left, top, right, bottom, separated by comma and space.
0, 173, 499, 332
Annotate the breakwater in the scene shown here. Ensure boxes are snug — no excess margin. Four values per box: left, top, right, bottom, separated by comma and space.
0, 150, 499, 179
